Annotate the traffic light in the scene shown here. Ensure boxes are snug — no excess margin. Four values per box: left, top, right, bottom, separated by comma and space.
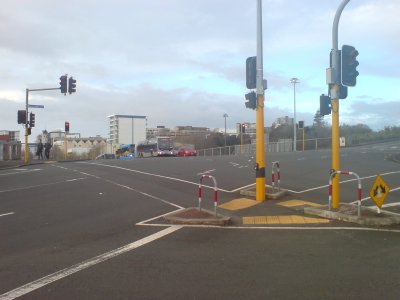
246, 56, 256, 89
60, 75, 68, 94
245, 91, 257, 110
298, 121, 304, 129
18, 110, 26, 124
241, 123, 246, 133
65, 121, 70, 133
320, 94, 331, 116
341, 45, 359, 87
339, 84, 348, 99
68, 77, 76, 94
30, 112, 36, 127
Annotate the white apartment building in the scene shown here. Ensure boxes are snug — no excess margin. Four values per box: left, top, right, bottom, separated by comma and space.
108, 115, 147, 147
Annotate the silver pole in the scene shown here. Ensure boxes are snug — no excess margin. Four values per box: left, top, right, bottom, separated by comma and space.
290, 78, 299, 151
256, 0, 263, 96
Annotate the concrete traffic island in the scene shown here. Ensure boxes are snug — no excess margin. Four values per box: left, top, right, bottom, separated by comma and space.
240, 187, 288, 200
164, 207, 231, 226
304, 203, 400, 226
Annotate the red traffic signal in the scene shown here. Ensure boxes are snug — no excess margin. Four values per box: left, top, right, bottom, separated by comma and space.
65, 121, 70, 133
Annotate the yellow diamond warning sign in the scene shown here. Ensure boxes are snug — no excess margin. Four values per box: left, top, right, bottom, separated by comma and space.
369, 175, 390, 208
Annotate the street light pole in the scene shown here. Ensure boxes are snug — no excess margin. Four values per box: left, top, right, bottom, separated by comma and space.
223, 113, 228, 149
290, 78, 299, 152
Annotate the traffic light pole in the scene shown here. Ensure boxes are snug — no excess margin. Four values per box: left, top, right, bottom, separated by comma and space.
330, 0, 350, 209
255, 0, 266, 201
24, 89, 29, 164
23, 87, 61, 164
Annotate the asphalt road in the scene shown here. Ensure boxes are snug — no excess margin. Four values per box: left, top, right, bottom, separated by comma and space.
1, 141, 400, 299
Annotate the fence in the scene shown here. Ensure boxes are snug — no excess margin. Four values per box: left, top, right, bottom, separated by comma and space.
197, 137, 333, 157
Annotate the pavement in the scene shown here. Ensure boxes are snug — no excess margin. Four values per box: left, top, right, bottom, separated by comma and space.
0, 160, 25, 169
0, 159, 57, 169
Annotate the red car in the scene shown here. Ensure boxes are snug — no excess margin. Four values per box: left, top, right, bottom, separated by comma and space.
177, 148, 197, 157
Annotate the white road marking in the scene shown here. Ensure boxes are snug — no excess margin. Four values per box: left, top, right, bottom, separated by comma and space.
0, 169, 41, 176
136, 208, 184, 225
197, 169, 216, 175
66, 178, 86, 182
0, 226, 182, 300
80, 162, 233, 193
0, 212, 15, 218
288, 171, 400, 194
0, 178, 89, 193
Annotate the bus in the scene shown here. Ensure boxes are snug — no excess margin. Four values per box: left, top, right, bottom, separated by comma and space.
136, 136, 175, 157
115, 144, 135, 159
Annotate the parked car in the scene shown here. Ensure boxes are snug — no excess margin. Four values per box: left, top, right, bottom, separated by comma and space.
177, 147, 197, 157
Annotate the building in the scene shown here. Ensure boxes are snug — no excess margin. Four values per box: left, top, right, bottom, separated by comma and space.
0, 130, 21, 160
147, 126, 171, 139
272, 116, 294, 129
0, 130, 20, 142
171, 126, 210, 136
108, 115, 147, 146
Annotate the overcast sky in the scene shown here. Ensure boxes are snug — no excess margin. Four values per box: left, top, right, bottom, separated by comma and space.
1, 0, 399, 140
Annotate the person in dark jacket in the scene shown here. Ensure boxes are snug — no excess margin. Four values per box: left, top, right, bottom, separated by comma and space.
37, 141, 44, 160
44, 142, 52, 159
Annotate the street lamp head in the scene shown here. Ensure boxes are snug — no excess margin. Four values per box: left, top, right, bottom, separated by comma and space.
290, 77, 300, 84
223, 113, 229, 118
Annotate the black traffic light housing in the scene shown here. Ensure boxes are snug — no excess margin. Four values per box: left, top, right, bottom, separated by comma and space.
60, 75, 68, 94
298, 121, 304, 129
245, 91, 257, 110
30, 112, 36, 127
241, 123, 246, 133
18, 110, 27, 124
246, 56, 256, 89
65, 121, 70, 133
68, 77, 76, 94
341, 45, 359, 87
320, 94, 331, 116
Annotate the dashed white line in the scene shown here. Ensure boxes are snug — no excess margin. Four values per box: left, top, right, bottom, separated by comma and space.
0, 212, 15, 218
0, 169, 41, 176
0, 226, 182, 300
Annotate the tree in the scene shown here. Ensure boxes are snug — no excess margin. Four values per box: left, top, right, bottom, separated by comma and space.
313, 110, 325, 127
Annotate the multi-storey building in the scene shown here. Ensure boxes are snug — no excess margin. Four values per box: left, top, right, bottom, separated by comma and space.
108, 114, 147, 146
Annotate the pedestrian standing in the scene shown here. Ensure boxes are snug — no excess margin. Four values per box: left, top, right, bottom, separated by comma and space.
44, 142, 52, 159
37, 141, 44, 160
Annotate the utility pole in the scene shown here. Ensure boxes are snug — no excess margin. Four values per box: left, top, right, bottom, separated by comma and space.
223, 113, 228, 149
255, 0, 266, 201
329, 0, 350, 208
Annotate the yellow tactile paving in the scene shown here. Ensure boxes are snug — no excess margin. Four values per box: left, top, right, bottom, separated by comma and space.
218, 198, 260, 211
277, 200, 321, 207
243, 215, 330, 225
